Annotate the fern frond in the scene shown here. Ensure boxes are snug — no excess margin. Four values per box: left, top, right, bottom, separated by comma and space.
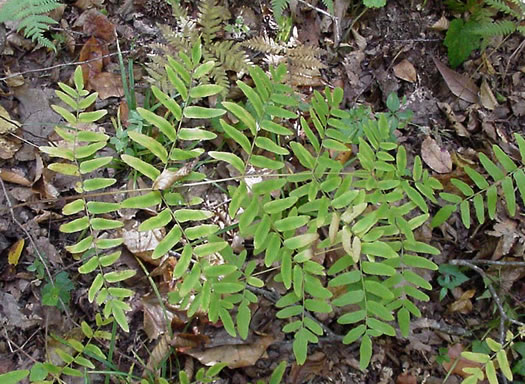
271, 0, 291, 22
0, 0, 61, 50
208, 40, 252, 72
198, 0, 230, 45
242, 36, 284, 55
485, 0, 523, 18
472, 19, 517, 36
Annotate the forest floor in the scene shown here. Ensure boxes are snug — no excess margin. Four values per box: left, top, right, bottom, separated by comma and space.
0, 0, 525, 383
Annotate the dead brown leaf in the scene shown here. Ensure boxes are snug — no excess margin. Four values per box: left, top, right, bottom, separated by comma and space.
393, 59, 417, 83
486, 219, 519, 259
433, 57, 479, 103
89, 72, 124, 99
448, 289, 475, 314
74, 0, 104, 10
421, 136, 452, 174
442, 344, 482, 378
78, 36, 106, 84
0, 168, 32, 186
185, 334, 274, 368
81, 9, 116, 43
396, 373, 417, 384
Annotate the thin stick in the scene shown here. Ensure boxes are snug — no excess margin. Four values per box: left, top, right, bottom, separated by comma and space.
0, 50, 132, 82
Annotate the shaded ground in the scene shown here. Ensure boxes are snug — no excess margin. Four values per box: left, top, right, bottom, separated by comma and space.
1, 0, 525, 383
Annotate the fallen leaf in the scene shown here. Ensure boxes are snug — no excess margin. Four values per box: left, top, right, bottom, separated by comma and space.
393, 59, 417, 83
448, 289, 475, 314
82, 9, 116, 43
486, 219, 519, 259
433, 57, 479, 103
74, 0, 104, 10
8, 239, 24, 266
437, 102, 470, 137
120, 220, 165, 265
152, 161, 197, 191
442, 344, 482, 378
479, 79, 498, 110
89, 72, 124, 99
78, 36, 106, 84
421, 136, 452, 174
431, 15, 449, 31
4, 68, 24, 88
0, 104, 18, 135
396, 373, 417, 384
0, 168, 32, 186
185, 334, 274, 368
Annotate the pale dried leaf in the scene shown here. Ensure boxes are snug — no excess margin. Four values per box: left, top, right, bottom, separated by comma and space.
431, 15, 449, 31
120, 220, 165, 265
185, 334, 274, 368
480, 79, 498, 110
421, 136, 452, 174
433, 57, 479, 103
393, 59, 417, 83
0, 168, 32, 186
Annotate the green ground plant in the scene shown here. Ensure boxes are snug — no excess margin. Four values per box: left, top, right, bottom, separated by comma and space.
444, 0, 525, 67
3, 35, 525, 383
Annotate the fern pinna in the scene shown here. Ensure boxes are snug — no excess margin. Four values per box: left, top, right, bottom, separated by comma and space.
0, 0, 62, 50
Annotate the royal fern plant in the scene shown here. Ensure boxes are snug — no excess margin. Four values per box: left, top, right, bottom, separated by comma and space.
0, 0, 62, 50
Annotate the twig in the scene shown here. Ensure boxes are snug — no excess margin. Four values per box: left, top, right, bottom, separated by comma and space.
458, 259, 525, 267
0, 50, 132, 82
450, 259, 525, 332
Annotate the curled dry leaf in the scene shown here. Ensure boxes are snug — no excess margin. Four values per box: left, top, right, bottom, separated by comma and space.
433, 57, 479, 103
0, 104, 18, 135
421, 136, 452, 174
120, 220, 165, 265
7, 239, 24, 266
0, 168, 32, 186
448, 289, 475, 314
480, 79, 498, 110
152, 161, 196, 191
393, 59, 417, 83
185, 334, 275, 368
437, 102, 469, 137
431, 15, 449, 31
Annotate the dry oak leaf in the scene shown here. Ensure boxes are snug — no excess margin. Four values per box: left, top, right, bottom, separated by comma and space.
433, 57, 479, 103
442, 343, 482, 378
89, 72, 124, 99
479, 79, 498, 110
393, 59, 417, 83
421, 136, 452, 174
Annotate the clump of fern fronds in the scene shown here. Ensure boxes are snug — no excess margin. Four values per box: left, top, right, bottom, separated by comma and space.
444, 0, 525, 67
146, 0, 252, 93
0, 0, 61, 50
242, 35, 326, 86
